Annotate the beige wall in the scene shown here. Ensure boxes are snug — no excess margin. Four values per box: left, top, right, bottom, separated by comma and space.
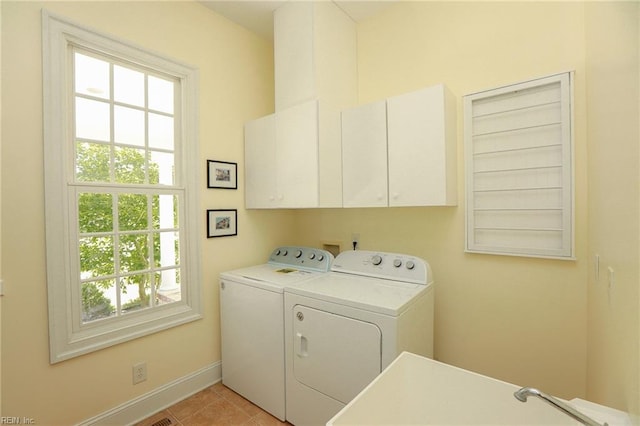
0, 0, 3, 416
585, 2, 640, 419
2, 0, 639, 423
296, 0, 590, 401
0, 1, 292, 423
297, 1, 637, 416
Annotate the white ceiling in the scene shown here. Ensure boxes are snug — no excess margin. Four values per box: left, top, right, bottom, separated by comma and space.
200, 1, 396, 40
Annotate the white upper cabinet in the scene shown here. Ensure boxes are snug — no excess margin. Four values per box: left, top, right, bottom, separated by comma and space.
245, 100, 342, 209
342, 84, 458, 208
245, 113, 277, 208
387, 84, 457, 207
244, 1, 355, 210
276, 100, 320, 208
245, 101, 317, 209
342, 100, 389, 207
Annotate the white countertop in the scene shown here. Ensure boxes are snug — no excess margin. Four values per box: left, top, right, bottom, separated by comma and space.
327, 352, 631, 426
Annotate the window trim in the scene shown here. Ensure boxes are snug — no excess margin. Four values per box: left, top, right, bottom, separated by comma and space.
464, 72, 575, 260
42, 10, 202, 363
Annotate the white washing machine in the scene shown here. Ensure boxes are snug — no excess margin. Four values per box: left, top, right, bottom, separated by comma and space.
220, 246, 334, 421
284, 250, 434, 426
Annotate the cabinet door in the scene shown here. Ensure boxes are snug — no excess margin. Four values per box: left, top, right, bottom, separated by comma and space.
245, 114, 277, 208
276, 100, 319, 208
341, 100, 388, 207
387, 84, 455, 206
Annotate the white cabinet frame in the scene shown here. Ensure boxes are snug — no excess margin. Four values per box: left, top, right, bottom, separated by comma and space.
464, 72, 575, 259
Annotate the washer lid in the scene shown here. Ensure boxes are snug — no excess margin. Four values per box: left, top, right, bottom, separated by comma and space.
286, 272, 430, 316
221, 264, 325, 292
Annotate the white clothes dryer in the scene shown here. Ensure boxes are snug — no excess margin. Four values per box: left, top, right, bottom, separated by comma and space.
220, 246, 334, 421
284, 250, 434, 426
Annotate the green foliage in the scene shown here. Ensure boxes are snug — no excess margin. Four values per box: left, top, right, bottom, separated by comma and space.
81, 281, 114, 321
77, 142, 161, 320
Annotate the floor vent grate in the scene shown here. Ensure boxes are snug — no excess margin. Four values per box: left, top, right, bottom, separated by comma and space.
150, 418, 172, 426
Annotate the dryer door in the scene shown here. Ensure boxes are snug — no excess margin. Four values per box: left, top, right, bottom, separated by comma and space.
292, 305, 382, 404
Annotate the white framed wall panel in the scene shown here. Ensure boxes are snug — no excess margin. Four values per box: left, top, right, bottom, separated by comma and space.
464, 72, 574, 259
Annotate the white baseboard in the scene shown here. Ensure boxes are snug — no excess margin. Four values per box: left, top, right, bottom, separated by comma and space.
78, 362, 221, 426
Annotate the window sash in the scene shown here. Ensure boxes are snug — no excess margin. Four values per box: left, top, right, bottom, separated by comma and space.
43, 10, 201, 363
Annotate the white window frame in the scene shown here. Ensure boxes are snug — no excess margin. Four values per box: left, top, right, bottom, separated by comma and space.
42, 10, 202, 363
464, 72, 575, 259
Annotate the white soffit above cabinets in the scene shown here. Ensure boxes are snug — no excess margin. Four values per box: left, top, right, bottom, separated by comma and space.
200, 1, 397, 40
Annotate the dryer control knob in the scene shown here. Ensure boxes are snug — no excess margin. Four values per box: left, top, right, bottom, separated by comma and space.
282, 250, 288, 256
275, 249, 281, 256
406, 260, 415, 270
308, 253, 316, 260
372, 255, 383, 266
393, 259, 402, 268
317, 254, 325, 261
295, 250, 302, 258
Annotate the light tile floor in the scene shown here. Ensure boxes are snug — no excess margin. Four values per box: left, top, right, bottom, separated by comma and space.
135, 383, 290, 426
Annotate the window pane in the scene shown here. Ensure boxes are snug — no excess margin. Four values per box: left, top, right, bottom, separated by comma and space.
148, 76, 174, 114
119, 234, 150, 273
114, 105, 145, 147
121, 274, 151, 313
78, 192, 113, 233
157, 269, 181, 305
148, 113, 174, 150
153, 231, 179, 268
118, 194, 148, 231
75, 53, 109, 99
79, 236, 115, 277
115, 146, 146, 184
82, 279, 116, 323
153, 194, 178, 229
76, 142, 111, 182
114, 65, 144, 107
75, 97, 110, 142
149, 151, 174, 185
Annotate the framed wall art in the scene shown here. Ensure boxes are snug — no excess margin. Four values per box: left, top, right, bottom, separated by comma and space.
207, 209, 237, 238
207, 160, 237, 189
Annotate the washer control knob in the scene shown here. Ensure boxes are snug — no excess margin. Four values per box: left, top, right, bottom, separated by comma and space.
282, 250, 288, 256
317, 254, 325, 261
308, 253, 316, 260
406, 260, 415, 270
393, 259, 402, 268
275, 249, 281, 256
295, 250, 302, 258
372, 255, 383, 266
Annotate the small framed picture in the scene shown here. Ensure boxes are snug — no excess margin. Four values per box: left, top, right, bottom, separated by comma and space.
207, 160, 237, 189
207, 209, 237, 238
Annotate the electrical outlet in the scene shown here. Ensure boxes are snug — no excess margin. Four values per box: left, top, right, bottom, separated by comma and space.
132, 362, 147, 385
351, 233, 360, 250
